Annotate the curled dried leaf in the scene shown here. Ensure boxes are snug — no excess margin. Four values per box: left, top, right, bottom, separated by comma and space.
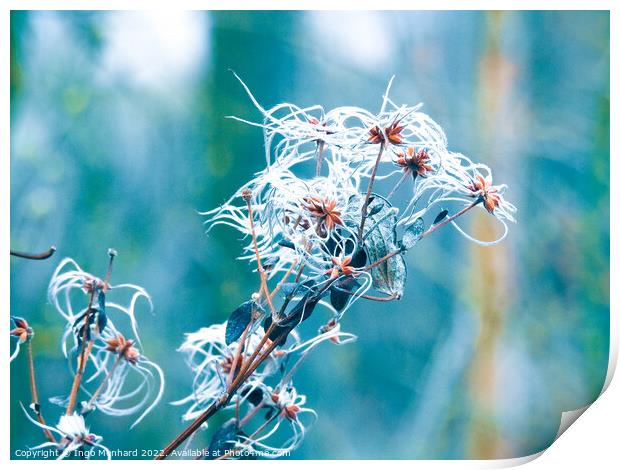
225, 301, 260, 345
401, 217, 425, 251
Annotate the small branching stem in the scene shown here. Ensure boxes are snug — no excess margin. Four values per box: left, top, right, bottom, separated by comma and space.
269, 260, 298, 301
244, 194, 277, 315
215, 413, 280, 460
333, 285, 399, 302
360, 200, 482, 274
156, 324, 287, 459
227, 321, 253, 387
239, 400, 266, 427
157, 276, 338, 459
386, 171, 412, 201
360, 250, 403, 272
85, 354, 123, 411
358, 141, 386, 239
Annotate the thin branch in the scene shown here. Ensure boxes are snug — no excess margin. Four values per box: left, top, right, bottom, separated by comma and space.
332, 285, 399, 302
65, 290, 96, 416
10, 246, 56, 260
226, 320, 252, 388
243, 191, 277, 315
84, 354, 123, 411
26, 341, 56, 443
358, 141, 386, 239
420, 199, 480, 240
156, 278, 337, 459
156, 324, 286, 460
239, 400, 266, 428
386, 170, 411, 201
269, 260, 298, 301
360, 250, 403, 272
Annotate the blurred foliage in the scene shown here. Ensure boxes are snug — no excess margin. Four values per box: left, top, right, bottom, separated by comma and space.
10, 11, 609, 459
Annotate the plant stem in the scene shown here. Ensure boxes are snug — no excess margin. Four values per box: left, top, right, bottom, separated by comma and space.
360, 200, 482, 275
244, 195, 277, 316
65, 290, 95, 416
156, 325, 286, 460
269, 260, 298, 301
386, 170, 411, 201
227, 321, 252, 388
239, 401, 265, 427
420, 200, 480, 240
103, 250, 116, 292
332, 285, 399, 302
358, 141, 386, 239
84, 354, 123, 411
361, 250, 403, 272
10, 246, 56, 260
233, 322, 276, 383
215, 412, 280, 460
156, 277, 337, 459
26, 341, 56, 443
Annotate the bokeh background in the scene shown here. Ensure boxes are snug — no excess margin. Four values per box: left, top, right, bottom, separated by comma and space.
10, 11, 610, 459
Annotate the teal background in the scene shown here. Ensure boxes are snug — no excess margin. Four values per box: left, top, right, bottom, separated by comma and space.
10, 11, 610, 459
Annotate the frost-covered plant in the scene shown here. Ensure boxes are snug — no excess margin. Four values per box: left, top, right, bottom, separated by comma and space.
11, 249, 163, 460
162, 76, 516, 460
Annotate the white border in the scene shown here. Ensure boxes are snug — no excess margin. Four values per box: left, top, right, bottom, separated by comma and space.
2, 2, 615, 468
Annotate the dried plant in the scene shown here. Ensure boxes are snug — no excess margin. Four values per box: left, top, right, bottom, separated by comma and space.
160, 76, 516, 459
11, 250, 163, 460
10, 76, 515, 460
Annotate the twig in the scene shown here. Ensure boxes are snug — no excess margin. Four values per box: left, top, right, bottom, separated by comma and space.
10, 246, 56, 260
332, 285, 399, 302
239, 400, 266, 427
269, 260, 298, 301
358, 141, 386, 239
156, 278, 337, 459
156, 324, 287, 460
26, 341, 56, 443
65, 290, 96, 416
386, 171, 411, 201
84, 354, 123, 411
226, 321, 252, 388
419, 200, 480, 240
360, 250, 403, 272
243, 191, 277, 315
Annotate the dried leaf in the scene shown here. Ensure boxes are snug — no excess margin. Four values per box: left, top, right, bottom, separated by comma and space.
401, 217, 425, 251
330, 287, 348, 311
279, 281, 313, 299
263, 292, 320, 346
240, 385, 264, 406
205, 419, 239, 459
347, 194, 406, 297
350, 248, 367, 268
280, 293, 319, 327
225, 301, 254, 345
367, 202, 385, 217
433, 209, 449, 225
97, 290, 107, 333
